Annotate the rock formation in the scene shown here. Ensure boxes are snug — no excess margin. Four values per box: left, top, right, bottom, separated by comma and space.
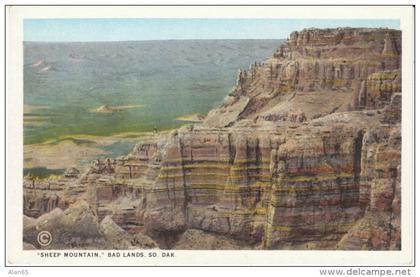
23, 28, 401, 250
92, 105, 115, 113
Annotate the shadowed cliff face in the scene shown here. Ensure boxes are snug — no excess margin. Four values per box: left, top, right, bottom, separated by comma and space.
23, 28, 401, 250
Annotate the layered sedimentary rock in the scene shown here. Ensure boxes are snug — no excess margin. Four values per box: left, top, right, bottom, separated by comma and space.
23, 200, 158, 249
205, 28, 400, 128
23, 28, 401, 250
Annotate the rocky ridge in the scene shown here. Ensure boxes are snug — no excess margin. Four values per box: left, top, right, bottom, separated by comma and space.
23, 28, 401, 250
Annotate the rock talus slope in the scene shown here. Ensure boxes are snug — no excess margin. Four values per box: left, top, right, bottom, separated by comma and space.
23, 28, 401, 250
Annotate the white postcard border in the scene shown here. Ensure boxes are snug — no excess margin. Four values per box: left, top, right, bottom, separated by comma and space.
6, 5, 415, 266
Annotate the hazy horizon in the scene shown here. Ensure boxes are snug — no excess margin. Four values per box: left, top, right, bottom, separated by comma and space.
23, 38, 285, 43
24, 18, 400, 42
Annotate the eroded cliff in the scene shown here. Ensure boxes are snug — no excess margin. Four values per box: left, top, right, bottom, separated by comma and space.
23, 28, 401, 250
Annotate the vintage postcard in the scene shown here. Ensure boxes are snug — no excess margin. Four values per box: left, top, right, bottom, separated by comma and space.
5, 5, 415, 266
